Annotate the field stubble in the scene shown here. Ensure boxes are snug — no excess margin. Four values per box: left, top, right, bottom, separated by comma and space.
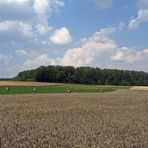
0, 81, 59, 86
0, 90, 148, 147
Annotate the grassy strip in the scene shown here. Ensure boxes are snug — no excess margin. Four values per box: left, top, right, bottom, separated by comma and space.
0, 84, 130, 94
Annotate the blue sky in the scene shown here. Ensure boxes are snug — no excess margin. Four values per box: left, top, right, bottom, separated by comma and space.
0, 0, 148, 78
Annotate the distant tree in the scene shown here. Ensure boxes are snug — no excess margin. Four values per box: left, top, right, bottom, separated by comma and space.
14, 65, 148, 86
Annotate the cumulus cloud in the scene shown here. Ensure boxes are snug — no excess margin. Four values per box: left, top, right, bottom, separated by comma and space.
22, 26, 117, 69
61, 29, 116, 66
8, 23, 148, 76
59, 25, 148, 68
33, 0, 64, 32
58, 24, 127, 67
110, 47, 148, 71
111, 51, 124, 61
22, 54, 57, 69
35, 24, 52, 35
59, 26, 117, 66
33, 0, 50, 26
128, 9, 148, 29
0, 0, 30, 4
128, 0, 148, 29
0, 21, 33, 42
0, 0, 65, 43
111, 47, 143, 63
50, 27, 72, 45
23, 24, 147, 70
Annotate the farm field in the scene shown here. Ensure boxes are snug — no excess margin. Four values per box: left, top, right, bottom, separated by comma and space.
0, 90, 148, 147
130, 86, 148, 91
0, 81, 59, 86
0, 81, 130, 94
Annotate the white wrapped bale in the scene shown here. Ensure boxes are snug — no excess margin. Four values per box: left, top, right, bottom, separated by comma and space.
33, 88, 37, 92
67, 89, 71, 93
5, 87, 9, 91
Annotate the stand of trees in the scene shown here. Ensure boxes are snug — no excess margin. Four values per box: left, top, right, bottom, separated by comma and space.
14, 65, 148, 86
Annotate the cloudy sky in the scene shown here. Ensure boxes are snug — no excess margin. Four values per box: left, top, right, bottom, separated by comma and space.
0, 0, 148, 77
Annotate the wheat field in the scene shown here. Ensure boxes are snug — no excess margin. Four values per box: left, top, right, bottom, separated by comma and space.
0, 90, 148, 147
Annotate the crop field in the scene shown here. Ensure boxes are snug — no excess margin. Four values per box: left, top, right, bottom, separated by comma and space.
0, 81, 130, 94
130, 86, 148, 91
0, 81, 59, 86
0, 90, 148, 147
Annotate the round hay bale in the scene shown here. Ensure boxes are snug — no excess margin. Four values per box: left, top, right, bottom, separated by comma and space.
5, 87, 9, 91
33, 88, 37, 92
67, 89, 71, 93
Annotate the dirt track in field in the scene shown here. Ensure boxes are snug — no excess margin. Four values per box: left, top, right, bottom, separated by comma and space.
0, 90, 148, 147
0, 81, 59, 86
130, 86, 148, 91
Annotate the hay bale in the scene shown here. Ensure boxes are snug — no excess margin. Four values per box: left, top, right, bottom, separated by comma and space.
5, 87, 9, 91
97, 88, 102, 92
33, 88, 37, 92
67, 89, 71, 93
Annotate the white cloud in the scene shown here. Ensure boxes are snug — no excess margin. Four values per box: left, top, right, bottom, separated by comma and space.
128, 9, 148, 29
0, 21, 33, 38
0, 0, 29, 4
0, 0, 64, 43
23, 54, 57, 69
128, 0, 148, 29
144, 48, 148, 53
33, 0, 50, 26
33, 0, 64, 32
0, 21, 16, 31
22, 25, 118, 70
59, 27, 117, 66
19, 22, 33, 37
3, 23, 148, 77
35, 24, 52, 35
111, 47, 148, 64
111, 51, 124, 61
50, 27, 72, 45
59, 25, 148, 68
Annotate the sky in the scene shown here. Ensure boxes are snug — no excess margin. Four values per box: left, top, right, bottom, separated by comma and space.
0, 0, 148, 78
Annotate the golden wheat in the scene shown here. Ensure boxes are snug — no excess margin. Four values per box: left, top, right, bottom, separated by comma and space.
0, 90, 148, 147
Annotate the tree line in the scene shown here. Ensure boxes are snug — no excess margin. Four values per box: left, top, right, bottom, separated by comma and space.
14, 65, 148, 86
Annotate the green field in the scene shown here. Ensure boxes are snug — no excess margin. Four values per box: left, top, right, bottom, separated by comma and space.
0, 83, 130, 94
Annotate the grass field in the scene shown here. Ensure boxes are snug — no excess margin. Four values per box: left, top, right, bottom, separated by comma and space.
0, 90, 148, 147
0, 81, 130, 94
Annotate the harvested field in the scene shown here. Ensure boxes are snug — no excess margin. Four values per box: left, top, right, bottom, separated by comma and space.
0, 90, 148, 147
130, 86, 148, 91
0, 81, 58, 86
